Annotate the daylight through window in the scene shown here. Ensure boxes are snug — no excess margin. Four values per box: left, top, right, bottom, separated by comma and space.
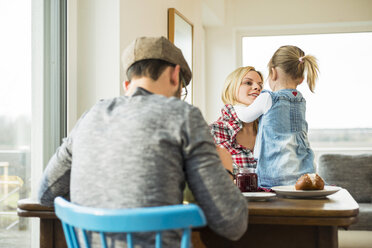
242, 33, 372, 158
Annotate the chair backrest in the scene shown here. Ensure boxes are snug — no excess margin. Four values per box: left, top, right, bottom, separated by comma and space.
54, 197, 207, 248
317, 153, 372, 203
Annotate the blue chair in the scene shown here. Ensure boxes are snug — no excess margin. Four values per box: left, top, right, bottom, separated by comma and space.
54, 197, 207, 248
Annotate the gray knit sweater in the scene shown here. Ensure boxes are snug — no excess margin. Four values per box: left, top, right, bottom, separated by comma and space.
38, 87, 248, 247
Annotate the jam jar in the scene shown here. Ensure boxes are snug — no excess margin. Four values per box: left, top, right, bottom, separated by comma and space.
236, 167, 258, 192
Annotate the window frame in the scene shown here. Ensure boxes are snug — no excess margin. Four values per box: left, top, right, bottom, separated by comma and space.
235, 21, 372, 67
31, 0, 67, 247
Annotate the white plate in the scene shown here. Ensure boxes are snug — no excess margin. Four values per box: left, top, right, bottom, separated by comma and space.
242, 192, 276, 201
271, 185, 342, 198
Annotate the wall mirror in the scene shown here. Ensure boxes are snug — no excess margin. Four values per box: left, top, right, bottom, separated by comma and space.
168, 8, 193, 104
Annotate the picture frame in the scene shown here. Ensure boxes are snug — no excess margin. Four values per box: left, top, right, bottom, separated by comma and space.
168, 8, 193, 104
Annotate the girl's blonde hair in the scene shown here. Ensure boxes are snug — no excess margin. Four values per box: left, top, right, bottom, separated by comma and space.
268, 45, 319, 92
221, 66, 263, 105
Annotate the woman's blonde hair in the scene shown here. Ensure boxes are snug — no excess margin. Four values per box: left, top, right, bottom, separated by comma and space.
221, 66, 263, 133
221, 66, 263, 105
268, 45, 319, 92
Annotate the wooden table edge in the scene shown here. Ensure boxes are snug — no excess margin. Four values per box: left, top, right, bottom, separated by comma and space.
249, 215, 358, 227
248, 208, 360, 217
17, 208, 57, 219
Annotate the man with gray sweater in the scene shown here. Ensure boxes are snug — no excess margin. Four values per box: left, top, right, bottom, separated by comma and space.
38, 36, 248, 247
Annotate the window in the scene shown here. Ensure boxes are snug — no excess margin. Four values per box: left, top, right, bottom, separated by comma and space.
0, 1, 31, 246
0, 0, 66, 247
242, 33, 372, 160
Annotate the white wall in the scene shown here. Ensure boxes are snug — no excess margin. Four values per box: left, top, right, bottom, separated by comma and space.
204, 0, 372, 123
68, 0, 121, 130
119, 0, 206, 114
68, 0, 207, 131
77, 0, 121, 113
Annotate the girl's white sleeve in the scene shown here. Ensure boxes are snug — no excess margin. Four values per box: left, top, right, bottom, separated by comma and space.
234, 92, 272, 123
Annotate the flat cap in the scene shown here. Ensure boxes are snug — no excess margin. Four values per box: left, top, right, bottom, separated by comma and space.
122, 36, 192, 86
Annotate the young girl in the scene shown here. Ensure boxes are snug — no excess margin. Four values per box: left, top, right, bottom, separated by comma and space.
235, 45, 319, 188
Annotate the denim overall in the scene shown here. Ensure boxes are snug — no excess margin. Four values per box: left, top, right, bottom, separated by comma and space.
255, 89, 315, 188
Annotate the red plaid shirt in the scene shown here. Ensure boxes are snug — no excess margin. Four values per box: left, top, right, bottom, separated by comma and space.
210, 104, 257, 173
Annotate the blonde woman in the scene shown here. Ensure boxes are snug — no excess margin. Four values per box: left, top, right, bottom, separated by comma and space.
235, 45, 319, 188
210, 66, 264, 176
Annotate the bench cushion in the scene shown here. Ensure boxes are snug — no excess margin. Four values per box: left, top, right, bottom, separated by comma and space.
349, 203, 372, 230
318, 154, 372, 203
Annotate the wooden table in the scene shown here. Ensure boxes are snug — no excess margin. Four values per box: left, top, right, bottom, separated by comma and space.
192, 189, 359, 248
17, 199, 67, 248
17, 189, 358, 248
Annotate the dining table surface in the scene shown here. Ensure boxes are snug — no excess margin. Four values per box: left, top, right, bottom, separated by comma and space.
192, 188, 359, 248
18, 188, 359, 248
247, 188, 358, 224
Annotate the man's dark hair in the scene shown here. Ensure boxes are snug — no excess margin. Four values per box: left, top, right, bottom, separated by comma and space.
127, 59, 176, 82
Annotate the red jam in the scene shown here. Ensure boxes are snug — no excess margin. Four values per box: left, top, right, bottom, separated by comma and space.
236, 168, 258, 192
